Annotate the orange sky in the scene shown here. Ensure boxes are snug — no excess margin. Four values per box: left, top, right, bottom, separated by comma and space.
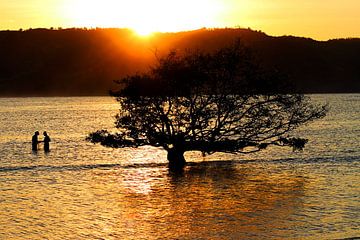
0, 0, 359, 40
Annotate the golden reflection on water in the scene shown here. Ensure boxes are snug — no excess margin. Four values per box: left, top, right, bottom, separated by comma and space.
0, 95, 359, 239
0, 160, 359, 239
0, 161, 336, 239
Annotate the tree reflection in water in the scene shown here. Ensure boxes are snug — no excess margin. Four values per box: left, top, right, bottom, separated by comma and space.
114, 160, 307, 239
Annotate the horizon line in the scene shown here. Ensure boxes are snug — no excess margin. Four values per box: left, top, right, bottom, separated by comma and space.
1, 26, 360, 42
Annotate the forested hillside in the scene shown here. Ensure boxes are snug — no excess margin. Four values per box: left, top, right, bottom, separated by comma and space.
0, 28, 359, 96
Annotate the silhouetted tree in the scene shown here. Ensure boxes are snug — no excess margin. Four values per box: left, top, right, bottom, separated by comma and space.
87, 42, 327, 169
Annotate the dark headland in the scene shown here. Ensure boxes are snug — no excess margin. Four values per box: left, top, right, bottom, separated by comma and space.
0, 27, 359, 96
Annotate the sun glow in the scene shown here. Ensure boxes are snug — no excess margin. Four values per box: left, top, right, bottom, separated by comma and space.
63, 0, 224, 35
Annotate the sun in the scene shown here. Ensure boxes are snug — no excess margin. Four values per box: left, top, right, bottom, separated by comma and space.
63, 0, 224, 35
133, 27, 155, 37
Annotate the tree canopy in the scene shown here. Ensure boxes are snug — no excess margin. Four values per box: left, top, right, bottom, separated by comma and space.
87, 41, 327, 169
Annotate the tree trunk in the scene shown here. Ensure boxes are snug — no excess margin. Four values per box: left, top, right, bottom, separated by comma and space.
167, 148, 186, 169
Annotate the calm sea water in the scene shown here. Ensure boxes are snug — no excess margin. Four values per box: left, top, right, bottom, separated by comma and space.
0, 95, 359, 239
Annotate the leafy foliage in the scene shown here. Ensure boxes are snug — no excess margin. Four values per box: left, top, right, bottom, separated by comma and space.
88, 42, 327, 164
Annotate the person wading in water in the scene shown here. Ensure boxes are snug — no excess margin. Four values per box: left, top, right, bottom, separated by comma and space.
32, 131, 40, 151
43, 131, 51, 152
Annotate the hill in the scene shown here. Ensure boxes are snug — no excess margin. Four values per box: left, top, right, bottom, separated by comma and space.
0, 28, 359, 96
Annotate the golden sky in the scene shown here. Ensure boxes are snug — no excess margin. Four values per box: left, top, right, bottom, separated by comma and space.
0, 0, 359, 40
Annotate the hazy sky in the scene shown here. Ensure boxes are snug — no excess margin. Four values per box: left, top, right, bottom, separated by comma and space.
1, 0, 359, 40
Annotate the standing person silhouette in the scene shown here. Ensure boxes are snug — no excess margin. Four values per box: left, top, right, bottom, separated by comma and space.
43, 131, 51, 152
32, 131, 40, 151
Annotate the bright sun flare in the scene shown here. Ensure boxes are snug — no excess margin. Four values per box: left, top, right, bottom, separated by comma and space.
64, 0, 223, 35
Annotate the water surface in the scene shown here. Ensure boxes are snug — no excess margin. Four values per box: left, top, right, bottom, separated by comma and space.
0, 95, 359, 239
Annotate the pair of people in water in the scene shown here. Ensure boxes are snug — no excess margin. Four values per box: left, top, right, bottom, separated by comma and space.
32, 131, 51, 152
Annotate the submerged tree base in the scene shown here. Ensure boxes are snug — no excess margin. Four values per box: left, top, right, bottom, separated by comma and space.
167, 149, 186, 169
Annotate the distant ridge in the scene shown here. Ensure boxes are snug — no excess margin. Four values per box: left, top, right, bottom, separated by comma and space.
0, 28, 359, 96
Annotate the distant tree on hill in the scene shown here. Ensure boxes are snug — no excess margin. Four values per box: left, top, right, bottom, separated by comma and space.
87, 41, 328, 169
